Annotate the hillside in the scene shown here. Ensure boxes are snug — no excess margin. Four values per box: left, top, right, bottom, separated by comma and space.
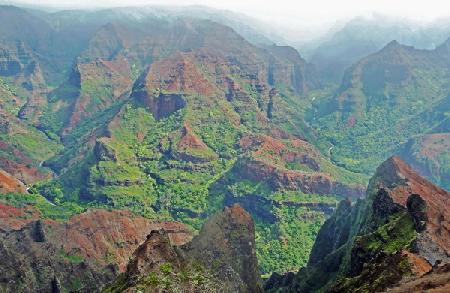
0, 5, 366, 274
266, 156, 450, 292
309, 39, 450, 190
302, 15, 450, 82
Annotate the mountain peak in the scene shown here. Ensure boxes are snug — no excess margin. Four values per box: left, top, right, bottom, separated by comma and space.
368, 156, 450, 260
369, 156, 448, 207
382, 39, 403, 51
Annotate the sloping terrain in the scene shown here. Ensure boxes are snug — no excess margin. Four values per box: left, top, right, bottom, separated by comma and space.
310, 39, 450, 189
0, 5, 367, 274
266, 156, 450, 292
0, 206, 192, 292
302, 16, 450, 82
105, 205, 262, 293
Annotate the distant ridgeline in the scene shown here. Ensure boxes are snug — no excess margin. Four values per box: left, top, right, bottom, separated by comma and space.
0, 4, 449, 285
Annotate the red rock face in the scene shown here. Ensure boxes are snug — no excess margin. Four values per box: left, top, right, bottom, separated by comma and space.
48, 209, 192, 272
143, 53, 218, 96
240, 134, 322, 171
0, 204, 40, 230
237, 135, 365, 198
0, 157, 50, 184
107, 205, 262, 292
177, 123, 209, 151
370, 156, 450, 255
64, 58, 133, 134
0, 207, 192, 272
387, 263, 450, 293
0, 169, 27, 193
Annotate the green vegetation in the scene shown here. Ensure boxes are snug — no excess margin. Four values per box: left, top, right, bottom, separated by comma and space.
256, 205, 329, 273
104, 263, 216, 293
330, 211, 416, 293
357, 211, 416, 254
308, 46, 450, 190
59, 250, 85, 264
0, 192, 84, 221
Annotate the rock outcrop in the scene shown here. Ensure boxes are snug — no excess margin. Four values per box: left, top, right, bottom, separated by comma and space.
0, 208, 192, 292
266, 156, 450, 292
386, 263, 450, 293
105, 204, 263, 293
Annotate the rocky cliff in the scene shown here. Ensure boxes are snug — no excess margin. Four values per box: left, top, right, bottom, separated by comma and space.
105, 204, 263, 293
0, 207, 192, 292
266, 156, 450, 292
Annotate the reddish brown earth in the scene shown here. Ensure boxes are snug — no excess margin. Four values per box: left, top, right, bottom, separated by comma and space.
402, 250, 433, 276
237, 134, 365, 198
371, 156, 450, 255
64, 58, 133, 133
238, 158, 364, 197
49, 209, 192, 271
0, 206, 193, 292
0, 204, 40, 230
143, 53, 217, 96
240, 134, 321, 171
108, 204, 263, 292
386, 263, 450, 293
177, 123, 209, 151
0, 206, 192, 272
0, 169, 27, 193
0, 157, 50, 184
171, 122, 218, 162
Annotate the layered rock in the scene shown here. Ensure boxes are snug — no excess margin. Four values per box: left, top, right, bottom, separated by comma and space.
267, 156, 450, 292
0, 208, 192, 292
105, 204, 263, 293
386, 263, 450, 293
169, 123, 218, 163
237, 158, 365, 198
234, 134, 366, 198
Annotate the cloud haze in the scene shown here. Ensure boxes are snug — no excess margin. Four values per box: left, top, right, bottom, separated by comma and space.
10, 0, 450, 28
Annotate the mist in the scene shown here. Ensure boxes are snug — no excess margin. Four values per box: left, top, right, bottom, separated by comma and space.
6, 0, 450, 40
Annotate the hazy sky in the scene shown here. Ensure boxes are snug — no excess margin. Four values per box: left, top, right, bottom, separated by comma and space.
11, 0, 450, 28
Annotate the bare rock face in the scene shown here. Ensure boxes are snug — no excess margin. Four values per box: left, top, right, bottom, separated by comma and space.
267, 156, 450, 293
133, 91, 186, 120
0, 208, 193, 292
169, 122, 218, 163
367, 156, 450, 260
126, 230, 184, 279
106, 204, 263, 293
386, 263, 450, 293
236, 157, 364, 198
0, 219, 116, 293
0, 169, 27, 193
0, 204, 40, 231
186, 204, 263, 293
50, 209, 192, 272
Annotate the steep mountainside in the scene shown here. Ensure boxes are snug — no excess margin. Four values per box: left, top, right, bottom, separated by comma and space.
310, 39, 450, 190
0, 206, 192, 292
105, 205, 262, 293
302, 15, 450, 82
0, 5, 367, 274
266, 156, 450, 292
